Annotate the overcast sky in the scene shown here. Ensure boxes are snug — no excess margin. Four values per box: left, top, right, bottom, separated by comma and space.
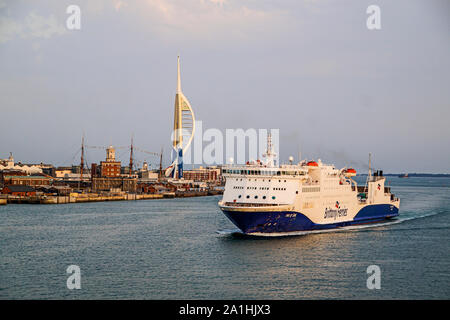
0, 0, 449, 173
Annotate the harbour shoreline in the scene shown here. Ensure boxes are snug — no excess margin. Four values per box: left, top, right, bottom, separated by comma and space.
1, 189, 223, 205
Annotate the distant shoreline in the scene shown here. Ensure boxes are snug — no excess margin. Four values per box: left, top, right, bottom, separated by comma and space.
357, 173, 450, 177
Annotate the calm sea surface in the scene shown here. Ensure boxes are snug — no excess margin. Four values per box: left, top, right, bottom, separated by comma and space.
1, 177, 449, 299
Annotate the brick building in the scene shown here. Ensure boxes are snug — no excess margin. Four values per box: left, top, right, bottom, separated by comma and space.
183, 166, 220, 182
1, 174, 51, 187
1, 185, 36, 197
91, 177, 137, 192
100, 145, 121, 177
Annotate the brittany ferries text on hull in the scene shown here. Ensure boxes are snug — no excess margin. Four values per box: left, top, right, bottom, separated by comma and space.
218, 135, 400, 236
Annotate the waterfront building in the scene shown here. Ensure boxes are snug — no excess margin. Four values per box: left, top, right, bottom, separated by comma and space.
0, 153, 44, 174
55, 167, 73, 178
55, 166, 89, 179
91, 177, 137, 192
136, 182, 177, 194
1, 185, 36, 197
1, 173, 51, 187
139, 170, 159, 181
0, 153, 14, 167
100, 146, 121, 178
183, 166, 221, 182
60, 173, 91, 181
37, 185, 71, 195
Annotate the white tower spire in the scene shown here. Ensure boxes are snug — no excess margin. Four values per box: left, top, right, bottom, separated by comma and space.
177, 55, 181, 94
167, 56, 196, 179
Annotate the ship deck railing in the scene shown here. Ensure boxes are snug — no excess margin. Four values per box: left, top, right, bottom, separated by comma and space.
222, 166, 307, 177
302, 182, 320, 186
356, 186, 391, 193
223, 202, 286, 207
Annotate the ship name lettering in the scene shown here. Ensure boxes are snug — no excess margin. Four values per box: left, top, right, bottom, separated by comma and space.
324, 208, 348, 219
286, 213, 297, 218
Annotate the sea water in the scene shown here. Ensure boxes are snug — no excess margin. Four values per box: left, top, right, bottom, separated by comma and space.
0, 177, 449, 299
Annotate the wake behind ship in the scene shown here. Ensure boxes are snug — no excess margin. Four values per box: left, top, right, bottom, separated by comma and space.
218, 136, 400, 236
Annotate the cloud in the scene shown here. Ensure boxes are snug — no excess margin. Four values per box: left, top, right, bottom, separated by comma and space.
0, 11, 66, 44
114, 0, 129, 12
0, 0, 292, 44
0, 16, 21, 43
208, 0, 228, 6
25, 12, 66, 39
136, 0, 291, 42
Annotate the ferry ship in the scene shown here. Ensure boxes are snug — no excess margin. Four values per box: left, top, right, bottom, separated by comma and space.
218, 135, 400, 236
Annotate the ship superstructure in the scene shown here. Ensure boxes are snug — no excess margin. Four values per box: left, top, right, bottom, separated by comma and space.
218, 136, 399, 235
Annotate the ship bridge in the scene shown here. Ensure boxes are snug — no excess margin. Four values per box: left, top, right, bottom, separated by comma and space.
222, 165, 307, 178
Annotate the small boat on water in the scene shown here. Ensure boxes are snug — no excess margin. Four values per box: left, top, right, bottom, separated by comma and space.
398, 173, 409, 178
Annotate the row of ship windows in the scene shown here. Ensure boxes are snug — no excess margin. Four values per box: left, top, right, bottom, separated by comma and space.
238, 195, 277, 200
236, 191, 300, 199
232, 187, 330, 192
225, 169, 306, 176
235, 179, 288, 183
233, 186, 288, 191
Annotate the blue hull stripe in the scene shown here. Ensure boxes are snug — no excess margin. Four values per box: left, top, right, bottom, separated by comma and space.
222, 204, 399, 234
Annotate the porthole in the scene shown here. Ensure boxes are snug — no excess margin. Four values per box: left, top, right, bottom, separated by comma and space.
272, 196, 276, 200
254, 195, 258, 199
263, 196, 266, 199
238, 195, 242, 198
246, 195, 250, 199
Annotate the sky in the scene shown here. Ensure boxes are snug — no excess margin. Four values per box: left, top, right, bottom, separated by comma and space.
0, 0, 449, 173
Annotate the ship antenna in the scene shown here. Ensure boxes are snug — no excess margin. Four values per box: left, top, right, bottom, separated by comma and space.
363, 152, 371, 194
263, 133, 277, 167
298, 144, 302, 164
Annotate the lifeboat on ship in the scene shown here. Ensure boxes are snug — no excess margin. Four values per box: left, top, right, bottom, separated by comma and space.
343, 168, 357, 177
307, 161, 318, 167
